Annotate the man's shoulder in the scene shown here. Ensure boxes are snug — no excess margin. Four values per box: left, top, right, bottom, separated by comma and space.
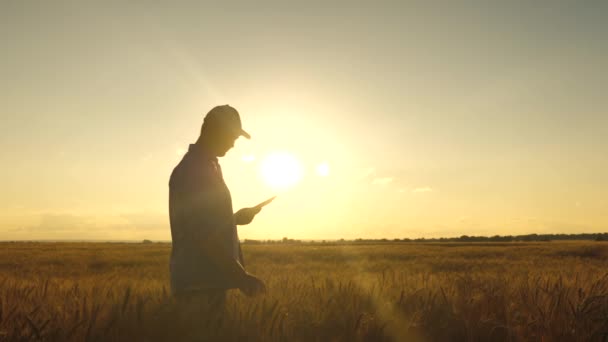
170, 153, 221, 188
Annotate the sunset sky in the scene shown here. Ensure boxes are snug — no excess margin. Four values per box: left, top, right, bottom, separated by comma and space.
1, 2, 607, 240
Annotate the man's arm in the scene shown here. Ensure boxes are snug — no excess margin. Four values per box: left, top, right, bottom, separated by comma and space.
182, 182, 264, 295
233, 196, 276, 226
184, 189, 248, 284
233, 207, 261, 226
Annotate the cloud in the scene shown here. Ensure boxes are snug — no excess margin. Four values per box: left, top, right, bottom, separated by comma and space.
412, 187, 433, 193
362, 167, 375, 176
117, 212, 168, 231
7, 212, 168, 240
371, 177, 393, 185
19, 213, 96, 233
355, 167, 376, 181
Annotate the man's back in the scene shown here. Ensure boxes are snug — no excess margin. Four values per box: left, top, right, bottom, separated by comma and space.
168, 144, 241, 295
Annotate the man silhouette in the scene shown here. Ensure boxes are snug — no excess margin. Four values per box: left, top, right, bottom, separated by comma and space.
169, 105, 266, 306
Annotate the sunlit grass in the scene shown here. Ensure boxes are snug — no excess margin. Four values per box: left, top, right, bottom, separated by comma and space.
0, 241, 607, 341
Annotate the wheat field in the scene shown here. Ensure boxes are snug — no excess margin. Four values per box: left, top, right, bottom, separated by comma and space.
1, 241, 607, 341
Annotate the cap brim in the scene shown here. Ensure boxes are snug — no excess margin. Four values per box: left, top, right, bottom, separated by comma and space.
240, 129, 251, 139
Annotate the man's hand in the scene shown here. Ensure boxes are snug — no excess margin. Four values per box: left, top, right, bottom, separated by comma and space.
239, 273, 266, 297
234, 207, 262, 226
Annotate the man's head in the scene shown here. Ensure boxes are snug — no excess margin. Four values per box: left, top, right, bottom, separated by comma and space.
198, 105, 250, 157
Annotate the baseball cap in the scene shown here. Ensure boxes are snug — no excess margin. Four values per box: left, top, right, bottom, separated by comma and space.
204, 105, 251, 139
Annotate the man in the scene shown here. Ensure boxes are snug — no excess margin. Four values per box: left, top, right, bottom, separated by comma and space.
168, 105, 266, 305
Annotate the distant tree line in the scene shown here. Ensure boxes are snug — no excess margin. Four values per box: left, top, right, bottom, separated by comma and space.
241, 233, 608, 245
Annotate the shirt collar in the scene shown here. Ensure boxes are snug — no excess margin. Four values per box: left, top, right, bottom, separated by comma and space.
187, 143, 218, 162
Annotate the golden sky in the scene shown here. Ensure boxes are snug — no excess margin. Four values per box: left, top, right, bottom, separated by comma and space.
1, 2, 607, 240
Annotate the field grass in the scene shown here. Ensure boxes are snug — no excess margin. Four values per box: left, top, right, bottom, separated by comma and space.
1, 241, 608, 341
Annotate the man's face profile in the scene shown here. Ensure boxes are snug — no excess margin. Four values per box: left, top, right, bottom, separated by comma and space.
214, 129, 240, 157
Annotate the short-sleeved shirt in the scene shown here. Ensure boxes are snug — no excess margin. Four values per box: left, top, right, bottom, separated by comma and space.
168, 143, 244, 294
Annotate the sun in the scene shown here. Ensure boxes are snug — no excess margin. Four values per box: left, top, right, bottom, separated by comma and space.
260, 152, 303, 190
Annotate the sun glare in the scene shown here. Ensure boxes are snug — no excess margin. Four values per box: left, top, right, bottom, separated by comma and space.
316, 162, 330, 177
260, 152, 303, 190
242, 154, 256, 163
